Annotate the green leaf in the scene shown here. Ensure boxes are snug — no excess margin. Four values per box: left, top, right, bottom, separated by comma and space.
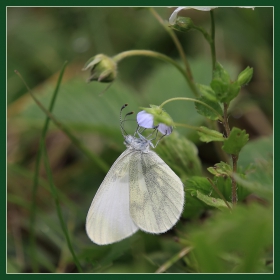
197, 126, 225, 143
195, 190, 232, 211
189, 204, 273, 273
222, 127, 249, 155
195, 96, 223, 120
227, 81, 241, 103
238, 136, 273, 168
196, 84, 217, 101
210, 62, 241, 104
234, 159, 273, 200
210, 80, 241, 104
183, 176, 213, 218
213, 62, 231, 84
155, 132, 202, 182
207, 162, 232, 176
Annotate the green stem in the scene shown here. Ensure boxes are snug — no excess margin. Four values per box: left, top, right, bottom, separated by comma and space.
26, 61, 67, 272
192, 22, 216, 73
223, 103, 238, 206
160, 97, 224, 121
149, 8, 197, 92
42, 145, 83, 272
210, 121, 229, 163
15, 70, 109, 173
113, 50, 199, 97
155, 247, 193, 273
210, 10, 217, 72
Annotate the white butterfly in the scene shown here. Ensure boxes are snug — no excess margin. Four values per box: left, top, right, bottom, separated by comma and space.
86, 104, 185, 245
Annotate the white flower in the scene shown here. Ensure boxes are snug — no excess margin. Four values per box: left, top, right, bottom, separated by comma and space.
137, 111, 173, 135
169, 6, 255, 25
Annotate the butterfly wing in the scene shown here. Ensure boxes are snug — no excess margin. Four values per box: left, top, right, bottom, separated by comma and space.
129, 150, 184, 233
86, 149, 139, 245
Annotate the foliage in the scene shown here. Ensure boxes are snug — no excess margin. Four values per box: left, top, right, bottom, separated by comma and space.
7, 7, 273, 273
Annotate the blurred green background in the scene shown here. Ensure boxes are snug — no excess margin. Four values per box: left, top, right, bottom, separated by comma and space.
7, 7, 273, 273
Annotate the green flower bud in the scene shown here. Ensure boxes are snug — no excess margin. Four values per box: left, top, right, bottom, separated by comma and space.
141, 105, 174, 126
237, 66, 253, 86
82, 54, 117, 83
170, 16, 194, 32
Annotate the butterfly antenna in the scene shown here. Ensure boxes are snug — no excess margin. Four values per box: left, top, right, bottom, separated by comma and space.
120, 104, 128, 137
120, 104, 134, 137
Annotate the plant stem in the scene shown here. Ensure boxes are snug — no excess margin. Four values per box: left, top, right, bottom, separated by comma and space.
155, 247, 193, 273
210, 10, 217, 72
113, 50, 199, 97
223, 103, 238, 205
25, 61, 67, 272
149, 8, 198, 94
42, 145, 83, 272
160, 97, 224, 121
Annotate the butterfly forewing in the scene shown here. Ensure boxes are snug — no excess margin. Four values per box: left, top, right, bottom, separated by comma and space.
129, 151, 184, 233
86, 149, 139, 245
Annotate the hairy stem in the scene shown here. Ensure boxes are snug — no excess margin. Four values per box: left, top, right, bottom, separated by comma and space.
160, 97, 224, 121
223, 103, 238, 205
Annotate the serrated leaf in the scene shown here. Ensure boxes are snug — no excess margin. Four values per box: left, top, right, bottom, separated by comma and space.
222, 127, 249, 155
196, 190, 232, 211
197, 126, 225, 143
207, 162, 232, 177
195, 96, 223, 120
196, 84, 217, 101
210, 80, 241, 104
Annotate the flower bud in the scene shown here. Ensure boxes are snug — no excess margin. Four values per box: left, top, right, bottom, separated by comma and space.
82, 54, 117, 83
237, 66, 253, 86
170, 16, 194, 32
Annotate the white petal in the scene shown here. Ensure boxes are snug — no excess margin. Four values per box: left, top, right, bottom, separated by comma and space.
157, 123, 173, 135
137, 111, 154, 128
169, 7, 187, 25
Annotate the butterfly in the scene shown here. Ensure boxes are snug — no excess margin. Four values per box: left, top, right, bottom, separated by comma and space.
86, 104, 184, 245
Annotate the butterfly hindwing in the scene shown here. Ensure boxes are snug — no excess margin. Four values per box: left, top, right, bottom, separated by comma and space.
129, 151, 184, 233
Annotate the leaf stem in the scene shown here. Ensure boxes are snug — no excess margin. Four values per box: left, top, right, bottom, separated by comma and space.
113, 50, 199, 97
23, 61, 67, 272
149, 8, 199, 97
160, 97, 224, 121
